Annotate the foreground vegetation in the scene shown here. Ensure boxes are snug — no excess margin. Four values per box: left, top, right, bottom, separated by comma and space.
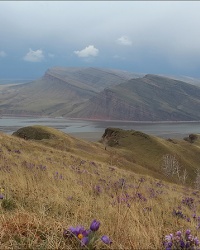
1, 126, 200, 249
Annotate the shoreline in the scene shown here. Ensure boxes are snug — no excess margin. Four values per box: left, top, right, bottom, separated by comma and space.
1, 115, 200, 124
1, 116, 199, 142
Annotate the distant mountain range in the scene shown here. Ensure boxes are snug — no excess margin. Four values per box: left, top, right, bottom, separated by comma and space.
1, 67, 200, 121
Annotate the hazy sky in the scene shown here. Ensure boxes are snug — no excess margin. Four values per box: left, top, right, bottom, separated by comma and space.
1, 1, 200, 79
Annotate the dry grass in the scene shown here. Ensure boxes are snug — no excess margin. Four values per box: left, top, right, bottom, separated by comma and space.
1, 128, 200, 249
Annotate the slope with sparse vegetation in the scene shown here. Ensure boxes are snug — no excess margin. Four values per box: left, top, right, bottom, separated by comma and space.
1, 126, 200, 249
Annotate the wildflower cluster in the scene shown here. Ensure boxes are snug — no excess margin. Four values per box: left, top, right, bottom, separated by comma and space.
63, 219, 112, 248
182, 197, 195, 209
172, 209, 185, 219
164, 229, 199, 250
172, 208, 191, 222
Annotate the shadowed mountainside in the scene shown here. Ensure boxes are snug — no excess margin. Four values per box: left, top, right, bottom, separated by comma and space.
72, 74, 200, 121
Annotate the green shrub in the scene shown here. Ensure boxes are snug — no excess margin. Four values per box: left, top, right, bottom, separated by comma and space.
1, 198, 16, 211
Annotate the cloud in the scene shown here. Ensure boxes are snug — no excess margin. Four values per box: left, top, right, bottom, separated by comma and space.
74, 45, 99, 58
1, 2, 200, 77
117, 36, 132, 46
23, 48, 44, 62
0, 50, 6, 57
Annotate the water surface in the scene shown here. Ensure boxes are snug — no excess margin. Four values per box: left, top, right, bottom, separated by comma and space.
1, 116, 200, 141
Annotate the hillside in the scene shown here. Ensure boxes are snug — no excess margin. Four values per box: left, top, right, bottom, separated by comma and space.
9, 125, 200, 183
1, 126, 200, 249
0, 67, 140, 117
72, 74, 200, 121
101, 127, 200, 182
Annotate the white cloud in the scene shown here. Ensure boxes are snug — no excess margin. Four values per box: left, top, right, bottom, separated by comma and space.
117, 36, 132, 46
0, 50, 6, 57
74, 45, 99, 58
23, 48, 44, 62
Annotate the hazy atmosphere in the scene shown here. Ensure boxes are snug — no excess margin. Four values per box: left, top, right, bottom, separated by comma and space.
1, 1, 200, 79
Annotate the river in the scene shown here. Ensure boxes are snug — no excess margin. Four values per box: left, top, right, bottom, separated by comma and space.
0, 116, 200, 141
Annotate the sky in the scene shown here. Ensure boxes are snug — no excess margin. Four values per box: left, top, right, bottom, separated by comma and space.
1, 1, 200, 79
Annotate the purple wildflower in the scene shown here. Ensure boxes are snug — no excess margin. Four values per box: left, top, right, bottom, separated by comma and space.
176, 231, 182, 237
164, 229, 200, 250
182, 197, 194, 209
90, 219, 100, 231
101, 235, 112, 245
136, 192, 147, 202
185, 242, 190, 248
66, 220, 111, 248
0, 194, 4, 199
179, 239, 185, 248
69, 226, 88, 237
188, 234, 194, 241
94, 185, 101, 195
81, 236, 89, 246
165, 234, 173, 242
172, 209, 185, 219
68, 225, 90, 245
194, 237, 200, 246
164, 241, 172, 250
185, 229, 191, 235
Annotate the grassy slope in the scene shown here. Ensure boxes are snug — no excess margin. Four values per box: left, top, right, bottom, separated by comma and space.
102, 127, 200, 183
1, 126, 200, 249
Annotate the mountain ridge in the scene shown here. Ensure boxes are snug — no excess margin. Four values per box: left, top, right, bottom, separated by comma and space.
1, 67, 200, 120
71, 74, 200, 121
0, 67, 142, 117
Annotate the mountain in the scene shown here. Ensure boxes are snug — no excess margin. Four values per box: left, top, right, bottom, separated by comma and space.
160, 74, 200, 87
0, 67, 141, 116
1, 68, 200, 121
71, 74, 200, 121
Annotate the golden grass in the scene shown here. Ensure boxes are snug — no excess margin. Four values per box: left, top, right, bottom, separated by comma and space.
1, 128, 200, 249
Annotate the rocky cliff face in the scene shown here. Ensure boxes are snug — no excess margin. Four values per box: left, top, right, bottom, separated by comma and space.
70, 88, 155, 120
91, 89, 154, 120
70, 75, 200, 121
